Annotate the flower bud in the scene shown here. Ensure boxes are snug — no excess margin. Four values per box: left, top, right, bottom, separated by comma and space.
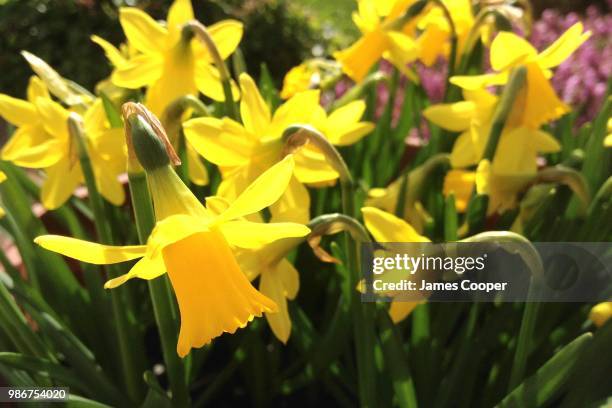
122, 102, 180, 173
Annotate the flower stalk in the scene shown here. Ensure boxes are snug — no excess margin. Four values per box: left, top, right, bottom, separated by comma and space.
184, 20, 239, 120
482, 66, 527, 161
123, 103, 190, 407
461, 230, 544, 391
431, 0, 459, 100
282, 125, 376, 407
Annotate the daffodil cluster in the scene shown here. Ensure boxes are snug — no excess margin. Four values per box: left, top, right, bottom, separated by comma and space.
0, 1, 610, 406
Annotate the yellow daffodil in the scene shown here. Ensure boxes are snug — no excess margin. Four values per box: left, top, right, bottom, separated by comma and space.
416, 0, 474, 66
83, 99, 127, 205
0, 77, 124, 209
35, 155, 310, 357
183, 73, 374, 223
102, 0, 242, 116
334, 0, 421, 82
281, 64, 315, 99
450, 22, 590, 129
280, 59, 342, 99
589, 302, 612, 327
604, 118, 612, 147
206, 195, 304, 343
361, 206, 429, 323
443, 160, 533, 215
424, 89, 560, 175
0, 171, 6, 217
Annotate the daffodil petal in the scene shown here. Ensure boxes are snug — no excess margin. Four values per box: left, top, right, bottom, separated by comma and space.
450, 72, 508, 90
217, 155, 295, 223
492, 129, 537, 174
443, 169, 475, 212
183, 117, 254, 166
325, 100, 374, 145
268, 90, 322, 137
119, 7, 167, 55
361, 206, 429, 242
221, 220, 309, 249
389, 301, 419, 323
270, 175, 311, 224
27, 76, 50, 102
34, 235, 147, 264
91, 35, 126, 67
208, 20, 244, 60
239, 73, 271, 135
146, 214, 208, 259
186, 143, 209, 186
112, 54, 163, 89
167, 0, 194, 45
277, 259, 299, 300
194, 62, 239, 102
424, 101, 474, 132
537, 22, 590, 69
260, 268, 291, 343
293, 146, 338, 184
40, 159, 82, 210
490, 31, 537, 71
1, 125, 64, 168
94, 162, 125, 206
449, 131, 479, 168
530, 129, 561, 153
0, 95, 37, 127
35, 98, 70, 140
104, 254, 166, 289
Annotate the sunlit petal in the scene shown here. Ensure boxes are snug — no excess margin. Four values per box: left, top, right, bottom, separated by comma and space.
34, 235, 146, 264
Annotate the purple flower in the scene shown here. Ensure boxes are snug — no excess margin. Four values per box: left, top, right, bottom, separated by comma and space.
531, 6, 611, 124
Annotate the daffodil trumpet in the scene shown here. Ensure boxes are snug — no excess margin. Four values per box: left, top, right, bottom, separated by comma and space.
183, 20, 239, 120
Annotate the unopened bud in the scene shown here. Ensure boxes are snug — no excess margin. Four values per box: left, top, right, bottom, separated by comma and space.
122, 102, 181, 172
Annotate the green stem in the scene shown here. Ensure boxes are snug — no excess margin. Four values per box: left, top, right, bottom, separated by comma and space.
330, 72, 388, 111
482, 67, 527, 161
432, 0, 458, 102
186, 21, 239, 120
68, 114, 143, 403
282, 125, 376, 406
127, 171, 190, 407
508, 283, 540, 391
460, 231, 544, 392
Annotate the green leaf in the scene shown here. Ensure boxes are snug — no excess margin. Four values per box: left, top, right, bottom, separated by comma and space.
0, 352, 90, 393
561, 321, 612, 407
25, 311, 126, 406
100, 92, 123, 128
377, 310, 418, 408
499, 333, 593, 407
140, 371, 173, 408
66, 395, 114, 408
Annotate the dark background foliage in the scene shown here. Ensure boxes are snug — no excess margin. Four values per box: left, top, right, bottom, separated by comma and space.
0, 0, 321, 98
0, 0, 607, 99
